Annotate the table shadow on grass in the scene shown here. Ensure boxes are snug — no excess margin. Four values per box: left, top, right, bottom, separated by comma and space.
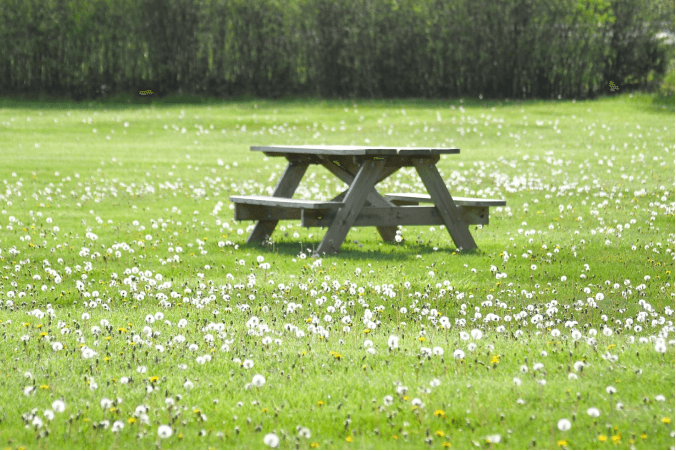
238, 240, 482, 261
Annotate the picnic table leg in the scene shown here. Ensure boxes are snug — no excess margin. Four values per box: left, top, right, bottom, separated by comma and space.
412, 158, 478, 251
327, 190, 398, 242
246, 161, 309, 244
315, 159, 386, 255
320, 157, 400, 242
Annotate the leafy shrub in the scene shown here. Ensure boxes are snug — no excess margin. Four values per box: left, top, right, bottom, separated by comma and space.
0, 0, 672, 99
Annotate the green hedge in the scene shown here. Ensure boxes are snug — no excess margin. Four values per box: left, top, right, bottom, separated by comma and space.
0, 0, 672, 99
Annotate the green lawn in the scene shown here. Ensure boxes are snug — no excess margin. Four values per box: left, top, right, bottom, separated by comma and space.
0, 94, 673, 450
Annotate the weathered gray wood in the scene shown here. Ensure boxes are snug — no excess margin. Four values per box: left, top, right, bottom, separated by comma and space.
315, 159, 386, 255
353, 154, 440, 169
413, 159, 478, 251
320, 157, 399, 242
235, 204, 304, 221
385, 193, 506, 207
325, 156, 403, 187
236, 203, 488, 226
245, 161, 308, 243
338, 157, 404, 242
329, 191, 348, 203
264, 152, 441, 168
302, 205, 489, 227
230, 195, 343, 209
252, 145, 460, 156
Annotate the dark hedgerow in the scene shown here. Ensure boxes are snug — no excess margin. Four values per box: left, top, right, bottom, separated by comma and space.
0, 0, 672, 100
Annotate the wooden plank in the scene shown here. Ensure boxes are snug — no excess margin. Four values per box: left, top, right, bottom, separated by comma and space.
230, 195, 343, 209
251, 145, 460, 156
236, 203, 488, 226
389, 200, 419, 206
334, 157, 401, 242
385, 193, 507, 207
319, 156, 399, 242
413, 159, 478, 251
315, 159, 386, 255
263, 152, 442, 167
235, 204, 304, 221
302, 205, 489, 227
353, 154, 440, 168
245, 161, 308, 243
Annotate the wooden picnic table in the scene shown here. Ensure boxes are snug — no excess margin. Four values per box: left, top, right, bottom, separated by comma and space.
230, 145, 506, 255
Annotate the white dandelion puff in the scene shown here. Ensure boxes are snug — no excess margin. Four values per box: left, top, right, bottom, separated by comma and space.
557, 419, 571, 431
158, 425, 173, 438
264, 433, 279, 448
252, 374, 266, 387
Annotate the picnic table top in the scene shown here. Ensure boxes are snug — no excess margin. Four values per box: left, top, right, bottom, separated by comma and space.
251, 145, 460, 156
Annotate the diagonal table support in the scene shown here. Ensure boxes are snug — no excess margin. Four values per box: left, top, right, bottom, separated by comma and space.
246, 160, 309, 244
315, 158, 386, 255
320, 157, 401, 242
413, 158, 477, 251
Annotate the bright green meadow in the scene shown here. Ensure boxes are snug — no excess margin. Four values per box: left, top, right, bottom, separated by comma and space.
0, 94, 673, 450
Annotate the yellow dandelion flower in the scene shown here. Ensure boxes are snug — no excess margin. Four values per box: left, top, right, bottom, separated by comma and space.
662, 417, 671, 425
317, 401, 324, 407
127, 417, 136, 424
434, 409, 446, 417
598, 435, 607, 442
641, 433, 647, 440
436, 430, 444, 437
310, 443, 319, 448
442, 442, 451, 449
419, 337, 426, 342
557, 439, 567, 447
149, 376, 159, 383
612, 435, 621, 444
346, 436, 352, 442
39, 385, 49, 390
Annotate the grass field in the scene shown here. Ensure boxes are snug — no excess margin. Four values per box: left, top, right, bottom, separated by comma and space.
0, 93, 673, 450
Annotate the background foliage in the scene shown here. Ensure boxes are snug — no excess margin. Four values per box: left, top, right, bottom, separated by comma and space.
0, 0, 673, 99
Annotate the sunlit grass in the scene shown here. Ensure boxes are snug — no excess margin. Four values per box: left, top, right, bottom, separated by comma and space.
0, 94, 673, 449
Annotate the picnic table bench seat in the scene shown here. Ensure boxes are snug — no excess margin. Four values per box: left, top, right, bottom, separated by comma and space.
384, 193, 506, 207
231, 192, 504, 228
230, 195, 344, 210
230, 195, 343, 223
